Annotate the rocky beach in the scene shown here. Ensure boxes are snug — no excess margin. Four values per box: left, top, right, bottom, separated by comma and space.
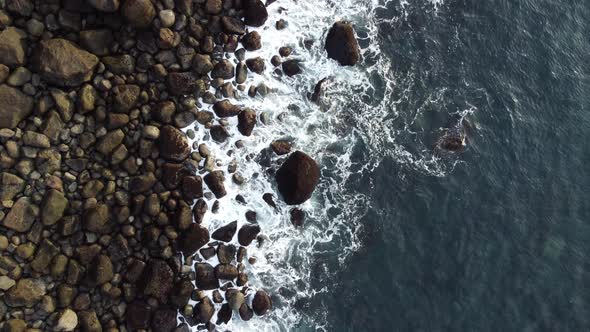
0, 0, 360, 331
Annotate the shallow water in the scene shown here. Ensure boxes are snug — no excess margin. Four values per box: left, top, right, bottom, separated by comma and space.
193, 0, 590, 331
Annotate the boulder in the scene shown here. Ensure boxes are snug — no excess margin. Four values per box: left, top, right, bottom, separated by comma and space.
194, 263, 219, 290
179, 224, 209, 256
158, 125, 190, 161
238, 109, 257, 136
5, 278, 46, 308
151, 308, 177, 332
275, 151, 320, 205
204, 170, 226, 198
282, 59, 302, 76
217, 303, 232, 324
112, 84, 140, 112
244, 0, 268, 27
87, 255, 113, 286
56, 309, 78, 331
211, 59, 234, 79
211, 220, 237, 242
194, 296, 215, 323
0, 84, 34, 129
79, 29, 114, 56
325, 21, 360, 66
126, 301, 151, 330
0, 172, 25, 201
239, 303, 254, 321
3, 197, 38, 232
214, 264, 238, 280
166, 71, 199, 96
41, 189, 68, 226
96, 129, 124, 155
210, 125, 230, 143
103, 55, 135, 75
242, 31, 262, 51
252, 289, 271, 315
192, 53, 213, 75
121, 0, 156, 28
0, 27, 27, 68
246, 57, 265, 74
30, 239, 60, 272
213, 100, 241, 117
83, 204, 111, 234
78, 311, 102, 332
221, 16, 246, 35
139, 259, 173, 302
217, 243, 236, 264
205, 0, 222, 14
238, 223, 260, 246
271, 140, 292, 155
87, 0, 120, 12
34, 39, 99, 87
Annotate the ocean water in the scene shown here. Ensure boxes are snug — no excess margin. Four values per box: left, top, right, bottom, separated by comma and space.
192, 0, 590, 331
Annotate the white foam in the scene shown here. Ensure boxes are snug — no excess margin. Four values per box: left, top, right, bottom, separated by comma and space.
184, 0, 448, 331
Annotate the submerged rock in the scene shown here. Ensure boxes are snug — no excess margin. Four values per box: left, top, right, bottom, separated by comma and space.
275, 151, 320, 205
325, 21, 360, 66
252, 290, 272, 315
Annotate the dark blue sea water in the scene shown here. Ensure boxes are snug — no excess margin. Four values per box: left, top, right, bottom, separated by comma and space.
299, 0, 590, 331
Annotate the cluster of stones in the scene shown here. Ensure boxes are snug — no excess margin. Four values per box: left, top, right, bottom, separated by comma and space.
0, 0, 360, 330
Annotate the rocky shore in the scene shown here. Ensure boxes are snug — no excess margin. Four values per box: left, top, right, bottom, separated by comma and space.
0, 0, 359, 331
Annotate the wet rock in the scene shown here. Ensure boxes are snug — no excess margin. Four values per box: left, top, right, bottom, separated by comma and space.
228, 291, 245, 310
129, 172, 157, 194
83, 203, 111, 234
166, 71, 200, 96
236, 109, 257, 137
216, 303, 232, 324
182, 175, 203, 200
290, 208, 305, 227
41, 189, 67, 226
275, 151, 320, 205
80, 29, 114, 56
56, 308, 78, 331
271, 140, 292, 155
88, 0, 119, 12
325, 21, 360, 66
192, 53, 213, 75
170, 278, 194, 308
0, 27, 27, 68
96, 129, 124, 155
112, 84, 140, 112
210, 125, 230, 143
279, 46, 293, 57
179, 224, 210, 256
140, 259, 174, 302
5, 278, 46, 308
200, 246, 216, 260
216, 243, 236, 264
204, 170, 227, 198
158, 125, 190, 161
0, 84, 34, 129
236, 62, 248, 83
122, 0, 156, 28
252, 289, 272, 315
87, 254, 113, 286
242, 31, 262, 51
126, 301, 152, 330
244, 0, 268, 27
212, 220, 237, 242
211, 59, 235, 79
276, 18, 288, 30
194, 296, 215, 323
246, 57, 266, 74
239, 303, 254, 321
34, 39, 99, 87
282, 59, 302, 76
31, 239, 60, 272
214, 264, 238, 280
3, 197, 38, 232
78, 311, 102, 332
194, 263, 219, 290
213, 100, 241, 117
262, 193, 277, 209
222, 16, 246, 34
103, 54, 135, 75
238, 223, 261, 246
152, 308, 177, 332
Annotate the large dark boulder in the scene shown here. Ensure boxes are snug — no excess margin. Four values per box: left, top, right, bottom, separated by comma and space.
325, 21, 360, 66
244, 0, 268, 27
275, 151, 320, 205
179, 224, 210, 256
139, 259, 174, 302
237, 223, 260, 246
211, 220, 237, 242
34, 39, 99, 87
252, 290, 272, 316
158, 125, 190, 161
194, 263, 219, 290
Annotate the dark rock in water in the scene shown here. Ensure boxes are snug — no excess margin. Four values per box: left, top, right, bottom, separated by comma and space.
158, 125, 190, 161
217, 243, 236, 264
214, 100, 241, 117
170, 278, 194, 309
239, 303, 254, 321
252, 290, 272, 315
246, 57, 266, 74
211, 59, 235, 79
438, 120, 466, 152
193, 53, 214, 75
126, 301, 152, 330
212, 220, 237, 242
88, 0, 120, 12
194, 296, 215, 323
279, 46, 292, 57
151, 308, 177, 332
204, 170, 227, 198
216, 303, 232, 324
262, 193, 277, 209
325, 21, 360, 66
238, 109, 257, 136
275, 151, 320, 205
246, 210, 257, 222
121, 0, 156, 28
139, 259, 173, 302
179, 224, 210, 256
221, 16, 246, 34
0, 84, 34, 129
290, 208, 305, 227
244, 0, 268, 27
271, 140, 292, 155
167, 71, 199, 96
276, 19, 288, 30
195, 263, 219, 290
311, 77, 329, 102
182, 175, 203, 200
210, 125, 230, 143
238, 223, 261, 246
214, 264, 238, 280
34, 38, 99, 87
242, 31, 262, 51
200, 246, 216, 260
282, 59, 302, 76
193, 198, 208, 224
